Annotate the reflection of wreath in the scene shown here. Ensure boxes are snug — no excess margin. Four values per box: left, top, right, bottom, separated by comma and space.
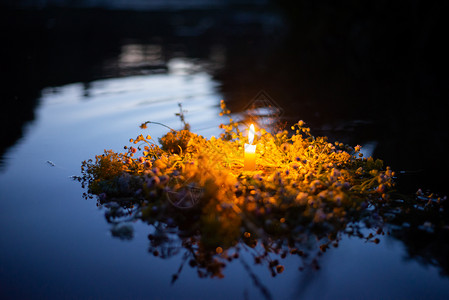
166, 176, 204, 209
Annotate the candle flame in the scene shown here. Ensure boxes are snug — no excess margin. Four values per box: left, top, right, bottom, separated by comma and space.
248, 124, 255, 145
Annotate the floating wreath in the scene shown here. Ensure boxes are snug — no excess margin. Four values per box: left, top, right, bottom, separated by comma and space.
79, 101, 445, 285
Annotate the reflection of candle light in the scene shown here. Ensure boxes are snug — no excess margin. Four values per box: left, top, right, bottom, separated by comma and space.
244, 124, 256, 171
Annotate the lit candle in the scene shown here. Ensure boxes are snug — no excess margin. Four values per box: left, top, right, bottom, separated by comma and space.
244, 124, 256, 171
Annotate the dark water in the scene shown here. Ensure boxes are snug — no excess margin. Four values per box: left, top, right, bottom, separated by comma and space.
1, 2, 448, 299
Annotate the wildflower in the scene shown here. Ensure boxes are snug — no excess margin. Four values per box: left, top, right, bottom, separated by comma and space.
334, 193, 343, 206
253, 174, 262, 181
386, 167, 394, 177
146, 176, 160, 188
331, 168, 341, 177
309, 180, 322, 193
281, 143, 290, 152
295, 192, 309, 205
318, 191, 328, 199
276, 265, 285, 274
154, 159, 167, 170
377, 184, 386, 193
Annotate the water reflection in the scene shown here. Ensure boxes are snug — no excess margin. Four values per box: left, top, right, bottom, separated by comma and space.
93, 176, 447, 299
115, 43, 167, 75
387, 190, 449, 277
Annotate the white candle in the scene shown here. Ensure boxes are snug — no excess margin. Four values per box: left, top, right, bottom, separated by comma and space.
244, 124, 256, 171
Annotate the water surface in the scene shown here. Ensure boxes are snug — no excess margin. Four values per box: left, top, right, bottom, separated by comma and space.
1, 4, 448, 299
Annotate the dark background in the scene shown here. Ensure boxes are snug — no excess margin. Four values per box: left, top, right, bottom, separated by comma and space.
0, 0, 448, 195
